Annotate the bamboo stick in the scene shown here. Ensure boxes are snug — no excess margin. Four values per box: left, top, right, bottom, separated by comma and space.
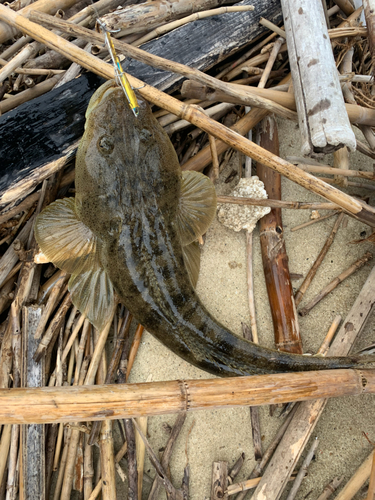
2, 9, 375, 227
316, 476, 344, 500
366, 449, 375, 500
317, 315, 342, 357
0, 369, 375, 424
299, 252, 373, 316
294, 213, 344, 307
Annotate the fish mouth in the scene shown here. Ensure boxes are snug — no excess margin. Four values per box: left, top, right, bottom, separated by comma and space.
85, 79, 119, 122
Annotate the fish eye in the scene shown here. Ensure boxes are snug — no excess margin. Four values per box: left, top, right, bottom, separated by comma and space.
97, 134, 114, 155
140, 128, 152, 141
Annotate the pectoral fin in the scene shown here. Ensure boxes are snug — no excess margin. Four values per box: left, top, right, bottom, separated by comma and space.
176, 171, 217, 246
35, 198, 115, 330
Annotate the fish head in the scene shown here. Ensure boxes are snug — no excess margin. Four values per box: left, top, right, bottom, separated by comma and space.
75, 80, 181, 238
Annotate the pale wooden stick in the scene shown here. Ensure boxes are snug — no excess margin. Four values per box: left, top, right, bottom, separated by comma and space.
335, 450, 374, 500
285, 438, 319, 500
133, 6, 255, 47
0, 425, 11, 492
0, 40, 41, 84
294, 213, 344, 307
126, 324, 144, 381
290, 211, 341, 232
299, 252, 373, 316
217, 196, 338, 210
296, 163, 375, 180
2, 8, 375, 227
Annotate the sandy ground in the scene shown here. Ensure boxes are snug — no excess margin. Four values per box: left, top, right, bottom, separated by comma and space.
121, 118, 375, 500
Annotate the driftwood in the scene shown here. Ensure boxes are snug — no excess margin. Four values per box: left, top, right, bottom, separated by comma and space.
21, 306, 45, 500
280, 0, 356, 155
0, 369, 374, 424
1, 8, 375, 228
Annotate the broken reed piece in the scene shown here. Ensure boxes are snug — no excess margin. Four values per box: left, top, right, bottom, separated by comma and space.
250, 265, 375, 500
3, 10, 375, 228
334, 449, 375, 500
294, 212, 345, 307
211, 461, 228, 500
298, 251, 373, 316
285, 438, 319, 500
366, 450, 375, 500
280, 0, 356, 155
290, 211, 341, 232
1, 369, 375, 425
316, 476, 344, 500
126, 324, 144, 381
363, 0, 375, 75
295, 163, 375, 181
316, 315, 341, 357
258, 115, 302, 354
132, 5, 255, 47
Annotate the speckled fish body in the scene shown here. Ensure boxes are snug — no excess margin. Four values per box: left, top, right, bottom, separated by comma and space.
74, 81, 375, 377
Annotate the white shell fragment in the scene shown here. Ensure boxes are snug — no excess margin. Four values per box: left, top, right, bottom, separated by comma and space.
217, 177, 271, 233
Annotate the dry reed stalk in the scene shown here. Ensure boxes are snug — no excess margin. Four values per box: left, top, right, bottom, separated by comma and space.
0, 40, 41, 84
60, 356, 90, 500
208, 133, 219, 181
0, 426, 11, 493
96, 349, 116, 500
83, 434, 94, 499
5, 425, 19, 500
126, 324, 144, 381
0, 74, 62, 114
296, 164, 375, 180
223, 51, 284, 82
34, 292, 72, 364
147, 412, 187, 500
84, 305, 116, 386
88, 311, 132, 444
37, 269, 65, 303
53, 425, 72, 500
299, 252, 373, 316
2, 11, 373, 227
334, 450, 375, 500
216, 196, 338, 210
259, 17, 286, 38
164, 103, 236, 135
290, 211, 341, 232
216, 30, 278, 80
133, 5, 255, 46
316, 315, 342, 357
332, 0, 355, 15
132, 418, 183, 500
1, 369, 375, 424
294, 213, 345, 307
0, 67, 64, 75
33, 272, 67, 339
135, 415, 147, 500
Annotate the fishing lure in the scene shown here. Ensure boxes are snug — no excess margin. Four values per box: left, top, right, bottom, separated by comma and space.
97, 18, 139, 117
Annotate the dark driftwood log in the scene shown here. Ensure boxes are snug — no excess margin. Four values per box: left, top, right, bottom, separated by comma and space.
0, 0, 282, 204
